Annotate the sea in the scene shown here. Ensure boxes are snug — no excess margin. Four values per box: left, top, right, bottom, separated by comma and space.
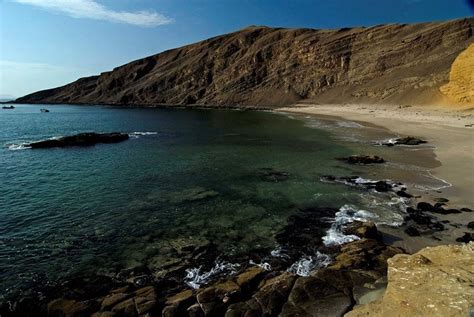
0, 104, 447, 302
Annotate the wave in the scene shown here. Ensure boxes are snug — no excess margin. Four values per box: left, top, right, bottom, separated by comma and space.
287, 252, 332, 276
322, 205, 376, 246
184, 260, 240, 289
129, 131, 158, 138
249, 260, 272, 271
7, 143, 31, 151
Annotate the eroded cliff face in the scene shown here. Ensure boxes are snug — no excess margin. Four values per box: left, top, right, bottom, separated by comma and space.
440, 44, 474, 105
15, 18, 473, 107
346, 242, 474, 317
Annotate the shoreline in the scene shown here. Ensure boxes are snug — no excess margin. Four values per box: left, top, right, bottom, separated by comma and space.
278, 103, 474, 253
278, 103, 474, 207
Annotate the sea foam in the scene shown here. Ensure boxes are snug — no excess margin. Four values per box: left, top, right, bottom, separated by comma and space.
184, 261, 240, 289
287, 252, 332, 276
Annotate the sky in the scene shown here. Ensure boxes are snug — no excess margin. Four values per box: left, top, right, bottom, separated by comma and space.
0, 0, 473, 98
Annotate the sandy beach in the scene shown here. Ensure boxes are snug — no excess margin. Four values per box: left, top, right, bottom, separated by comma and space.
278, 103, 474, 206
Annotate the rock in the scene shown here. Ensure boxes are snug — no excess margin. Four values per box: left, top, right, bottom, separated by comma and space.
329, 239, 404, 272
235, 266, 266, 289
275, 206, 338, 259
343, 221, 381, 240
187, 303, 205, 317
253, 272, 297, 316
280, 276, 352, 317
257, 167, 290, 182
47, 298, 96, 317
165, 289, 195, 307
29, 132, 129, 148
374, 181, 392, 192
195, 280, 241, 317
337, 155, 385, 165
404, 226, 420, 236
416, 202, 435, 212
434, 197, 449, 203
467, 221, 474, 229
456, 232, 474, 243
346, 243, 474, 317
391, 137, 427, 146
460, 207, 472, 212
430, 208, 462, 215
101, 293, 131, 310
396, 190, 412, 198
92, 312, 116, 317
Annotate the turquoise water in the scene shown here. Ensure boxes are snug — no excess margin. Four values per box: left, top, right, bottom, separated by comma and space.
0, 105, 439, 300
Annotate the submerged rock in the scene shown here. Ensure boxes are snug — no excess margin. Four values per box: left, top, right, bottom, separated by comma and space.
29, 132, 129, 148
257, 167, 290, 182
456, 232, 474, 243
337, 155, 385, 165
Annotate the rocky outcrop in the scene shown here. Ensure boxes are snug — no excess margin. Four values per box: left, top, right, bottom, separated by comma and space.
346, 243, 474, 317
29, 132, 129, 148
14, 18, 473, 107
440, 44, 474, 105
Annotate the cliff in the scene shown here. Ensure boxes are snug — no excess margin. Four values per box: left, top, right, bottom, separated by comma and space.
440, 43, 474, 105
15, 17, 474, 107
346, 242, 474, 317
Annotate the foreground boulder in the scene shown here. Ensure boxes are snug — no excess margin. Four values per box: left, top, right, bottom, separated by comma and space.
346, 242, 474, 317
29, 132, 129, 148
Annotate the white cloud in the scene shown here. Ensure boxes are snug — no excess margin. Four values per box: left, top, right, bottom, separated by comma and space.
13, 0, 173, 27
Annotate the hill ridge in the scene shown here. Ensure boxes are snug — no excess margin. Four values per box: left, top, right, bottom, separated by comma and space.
15, 17, 474, 107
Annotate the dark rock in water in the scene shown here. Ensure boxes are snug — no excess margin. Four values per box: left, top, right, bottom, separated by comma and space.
460, 207, 473, 212
257, 167, 290, 182
416, 202, 435, 212
396, 190, 413, 198
434, 197, 449, 203
2, 105, 15, 109
275, 206, 338, 260
337, 155, 385, 165
393, 136, 427, 146
467, 221, 474, 230
344, 221, 381, 240
404, 206, 445, 236
29, 132, 129, 149
434, 202, 446, 208
456, 232, 474, 243
374, 181, 392, 192
430, 208, 462, 215
405, 226, 421, 236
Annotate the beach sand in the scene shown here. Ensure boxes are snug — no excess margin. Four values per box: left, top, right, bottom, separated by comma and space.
278, 103, 474, 252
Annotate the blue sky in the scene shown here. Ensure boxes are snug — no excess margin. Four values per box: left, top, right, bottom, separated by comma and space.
1, 0, 472, 98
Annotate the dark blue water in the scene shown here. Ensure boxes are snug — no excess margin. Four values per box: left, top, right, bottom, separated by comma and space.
0, 104, 439, 300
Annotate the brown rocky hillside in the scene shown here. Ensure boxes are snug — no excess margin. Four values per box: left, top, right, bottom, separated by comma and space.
15, 17, 474, 107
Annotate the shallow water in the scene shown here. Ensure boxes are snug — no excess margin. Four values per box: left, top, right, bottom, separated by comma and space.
0, 105, 445, 300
